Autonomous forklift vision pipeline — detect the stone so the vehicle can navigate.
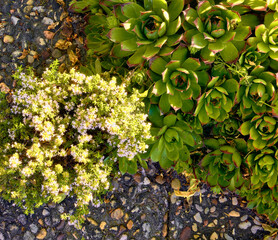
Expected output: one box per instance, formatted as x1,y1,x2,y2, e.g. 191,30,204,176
224,233,233,240
9,225,19,235
57,234,65,240
27,0,34,4
99,222,106,230
208,223,215,227
11,16,20,25
195,204,203,212
57,206,64,213
180,226,191,240
238,221,251,229
42,17,54,25
155,175,165,184
210,232,218,240
143,177,150,185
36,37,46,46
56,220,65,231
193,213,202,223
210,206,216,213
111,208,124,220
171,193,177,204
171,179,181,190
87,218,98,226
229,211,240,217
192,223,197,232
33,6,45,13
142,222,151,238
251,225,263,234
205,208,209,214
232,197,238,206
52,49,62,59
3,35,14,43
253,218,261,225
29,223,38,234
127,220,133,230
219,196,227,203
213,219,218,225
23,231,35,240
27,55,34,64
17,214,27,225
36,229,47,239
0,232,4,240
120,235,128,240
43,31,55,40
11,50,23,58
240,215,248,221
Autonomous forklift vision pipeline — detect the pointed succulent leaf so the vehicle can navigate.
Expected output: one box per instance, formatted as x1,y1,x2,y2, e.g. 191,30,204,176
234,26,251,41
160,149,174,169
253,137,267,150
221,79,239,93
148,104,163,127
153,0,168,19
239,121,252,135
182,58,201,71
163,113,177,127
143,45,160,59
169,91,182,109
127,46,146,66
121,38,138,51
192,33,208,49
109,28,135,42
150,57,168,75
154,80,166,96
122,3,145,18
168,0,184,21
220,42,239,62
199,106,210,124
159,94,171,113
197,0,212,17
183,7,198,26
155,36,168,48
167,17,181,35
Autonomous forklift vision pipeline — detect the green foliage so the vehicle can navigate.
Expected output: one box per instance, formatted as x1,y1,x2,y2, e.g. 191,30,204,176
0,60,151,227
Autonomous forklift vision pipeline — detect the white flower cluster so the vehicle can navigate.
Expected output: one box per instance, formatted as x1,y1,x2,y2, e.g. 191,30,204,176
0,62,151,225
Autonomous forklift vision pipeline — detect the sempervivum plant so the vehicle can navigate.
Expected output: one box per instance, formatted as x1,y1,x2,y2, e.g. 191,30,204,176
108,0,184,66
194,77,239,124
149,45,209,113
201,145,244,191
247,148,278,189
236,65,277,118
182,0,251,62
248,12,278,62
239,115,278,150
148,108,199,172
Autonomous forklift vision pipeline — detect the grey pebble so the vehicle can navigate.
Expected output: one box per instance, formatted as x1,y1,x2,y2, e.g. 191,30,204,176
42,17,54,25
143,177,150,185
240,215,248,221
27,55,34,64
194,212,202,223
11,50,22,58
42,209,50,217
17,214,27,225
32,6,45,13
219,196,227,203
142,222,151,238
224,233,233,240
11,16,20,26
23,231,35,240
0,232,4,240
239,221,251,229
29,223,38,234
251,225,263,234
57,206,64,213
119,235,128,240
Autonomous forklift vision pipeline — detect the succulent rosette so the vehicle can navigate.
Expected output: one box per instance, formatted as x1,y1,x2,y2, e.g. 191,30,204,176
248,12,278,62
148,108,198,171
201,145,244,191
236,65,277,117
182,0,251,63
149,46,209,113
225,0,267,11
108,0,184,66
194,77,239,124
239,115,278,150
247,148,278,189
213,118,240,137
238,47,269,70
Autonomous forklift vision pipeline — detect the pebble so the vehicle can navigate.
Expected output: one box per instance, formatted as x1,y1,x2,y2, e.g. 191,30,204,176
33,6,45,13
11,50,23,58
238,221,251,229
111,208,124,220
42,17,54,25
192,223,197,232
23,231,35,240
219,196,227,203
210,206,216,213
36,37,46,46
229,211,240,217
29,223,38,234
143,177,150,185
57,206,64,213
42,209,50,217
240,215,248,221
195,204,203,212
27,55,34,64
251,225,263,234
253,218,261,225
210,232,218,240
11,16,20,26
36,229,47,239
205,208,209,214
3,35,14,43
232,197,238,206
17,214,27,225
194,213,202,223
224,233,233,240
0,232,4,240
120,235,128,240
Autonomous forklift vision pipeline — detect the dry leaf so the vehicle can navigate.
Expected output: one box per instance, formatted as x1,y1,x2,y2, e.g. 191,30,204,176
60,11,68,21
127,220,133,230
0,83,10,94
68,49,78,65
111,208,124,220
61,24,73,38
17,49,29,59
48,22,59,30
56,0,65,7
55,39,72,50
44,31,55,40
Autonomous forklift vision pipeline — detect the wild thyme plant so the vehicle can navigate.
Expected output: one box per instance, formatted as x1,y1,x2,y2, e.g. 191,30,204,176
0,60,151,226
